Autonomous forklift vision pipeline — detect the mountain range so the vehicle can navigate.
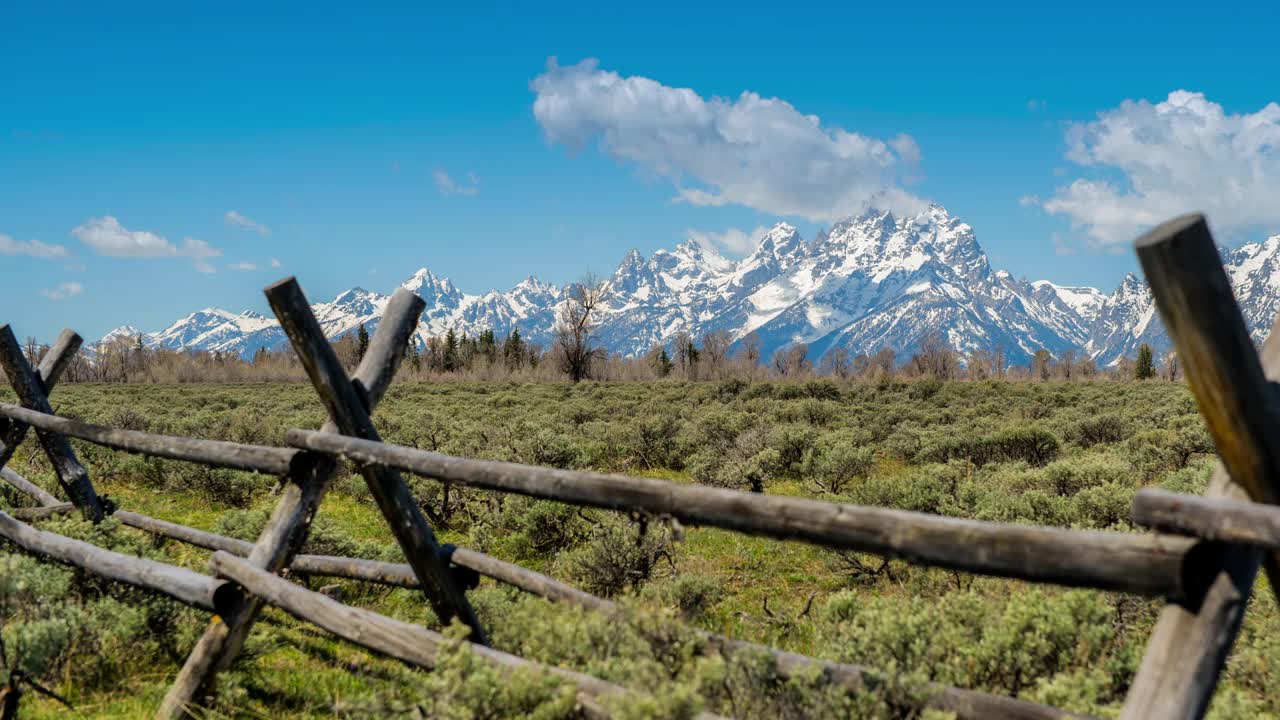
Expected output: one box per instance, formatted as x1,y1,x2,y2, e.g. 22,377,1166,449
98,205,1280,369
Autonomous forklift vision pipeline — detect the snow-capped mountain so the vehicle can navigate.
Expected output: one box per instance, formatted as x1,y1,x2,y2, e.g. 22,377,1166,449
1083,233,1280,366
95,206,1280,370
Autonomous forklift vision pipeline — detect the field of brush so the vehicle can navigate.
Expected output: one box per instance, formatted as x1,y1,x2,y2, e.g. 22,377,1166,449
1,379,1276,719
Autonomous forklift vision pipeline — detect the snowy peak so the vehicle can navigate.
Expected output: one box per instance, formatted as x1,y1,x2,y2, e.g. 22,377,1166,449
1030,281,1106,324
401,267,462,304
98,204,1280,372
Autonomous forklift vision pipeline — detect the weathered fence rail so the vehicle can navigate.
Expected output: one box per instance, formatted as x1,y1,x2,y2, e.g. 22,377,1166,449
0,510,229,611
0,217,1271,720
1134,488,1280,550
0,402,296,474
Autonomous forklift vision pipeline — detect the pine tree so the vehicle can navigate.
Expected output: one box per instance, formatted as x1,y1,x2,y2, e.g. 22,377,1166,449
356,323,370,362
1135,343,1156,380
503,328,525,370
478,329,497,364
656,348,673,376
443,328,459,372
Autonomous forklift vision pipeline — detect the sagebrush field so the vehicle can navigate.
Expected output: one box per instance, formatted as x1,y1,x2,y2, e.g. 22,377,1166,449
1,379,1275,719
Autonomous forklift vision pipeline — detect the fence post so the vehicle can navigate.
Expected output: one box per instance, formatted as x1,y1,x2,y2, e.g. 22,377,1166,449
263,278,485,640
0,329,82,471
1122,214,1280,719
0,326,103,522
158,282,481,719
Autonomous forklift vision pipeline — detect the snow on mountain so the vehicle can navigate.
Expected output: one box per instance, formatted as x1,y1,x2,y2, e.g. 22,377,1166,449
1030,281,1106,325
1083,273,1166,366
1084,233,1280,366
716,205,1085,363
96,208,1280,371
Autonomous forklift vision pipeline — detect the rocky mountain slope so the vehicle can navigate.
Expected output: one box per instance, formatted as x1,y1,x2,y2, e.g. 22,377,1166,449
98,205,1280,369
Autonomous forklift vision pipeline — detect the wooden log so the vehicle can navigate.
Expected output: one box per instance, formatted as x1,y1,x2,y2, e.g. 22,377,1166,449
1,467,62,507
0,403,296,475
0,326,104,522
0,326,101,520
208,551,625,720
10,503,74,521
1121,215,1280,720
265,278,484,640
159,285,431,719
1134,488,1280,551
0,511,227,611
0,328,80,471
286,428,1196,598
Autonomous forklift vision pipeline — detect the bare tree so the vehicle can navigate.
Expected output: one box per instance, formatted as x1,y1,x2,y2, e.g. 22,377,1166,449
1031,348,1053,381
819,346,853,380
1058,349,1077,381
872,346,897,377
701,330,731,379
739,331,762,378
967,348,995,380
556,273,607,382
911,332,960,379
773,343,811,377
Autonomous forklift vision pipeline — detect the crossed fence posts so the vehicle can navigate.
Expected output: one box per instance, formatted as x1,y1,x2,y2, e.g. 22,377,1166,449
0,215,1277,718
158,279,484,716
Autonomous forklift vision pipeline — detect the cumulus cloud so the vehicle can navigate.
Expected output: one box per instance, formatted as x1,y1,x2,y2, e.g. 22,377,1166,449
434,169,479,196
687,226,771,257
72,216,223,272
224,210,270,236
40,281,83,300
1042,91,1280,246
531,58,926,222
0,233,69,260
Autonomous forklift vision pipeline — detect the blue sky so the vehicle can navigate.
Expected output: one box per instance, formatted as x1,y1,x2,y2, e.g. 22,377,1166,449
4,2,1280,342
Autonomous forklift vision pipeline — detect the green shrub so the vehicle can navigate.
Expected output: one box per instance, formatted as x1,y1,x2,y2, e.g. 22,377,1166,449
561,517,678,598
1066,414,1130,448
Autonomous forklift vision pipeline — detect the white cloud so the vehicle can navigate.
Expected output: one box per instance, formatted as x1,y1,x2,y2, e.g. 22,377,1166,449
1018,194,1040,207
531,58,926,222
270,258,282,268
0,233,69,260
687,226,771,257
227,261,259,271
40,281,83,300
434,169,479,196
72,216,222,271
224,210,270,236
1042,91,1280,246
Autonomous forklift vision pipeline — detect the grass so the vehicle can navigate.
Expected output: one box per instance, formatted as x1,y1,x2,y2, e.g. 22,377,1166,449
1,378,1277,718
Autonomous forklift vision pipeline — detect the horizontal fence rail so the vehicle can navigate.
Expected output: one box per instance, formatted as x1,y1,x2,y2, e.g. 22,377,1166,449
0,403,297,475
1,467,61,506
0,510,229,611
1134,488,1280,550
286,428,1199,599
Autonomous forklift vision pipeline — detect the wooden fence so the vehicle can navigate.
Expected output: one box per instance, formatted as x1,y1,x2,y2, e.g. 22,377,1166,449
0,213,1273,719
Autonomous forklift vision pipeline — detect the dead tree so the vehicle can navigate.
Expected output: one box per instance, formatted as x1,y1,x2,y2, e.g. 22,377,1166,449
556,274,607,383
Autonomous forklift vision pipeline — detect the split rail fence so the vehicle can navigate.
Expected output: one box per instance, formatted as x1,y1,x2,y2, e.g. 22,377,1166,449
0,214,1273,719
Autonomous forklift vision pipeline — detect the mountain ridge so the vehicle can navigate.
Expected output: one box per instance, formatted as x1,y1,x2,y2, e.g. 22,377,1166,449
98,205,1280,369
